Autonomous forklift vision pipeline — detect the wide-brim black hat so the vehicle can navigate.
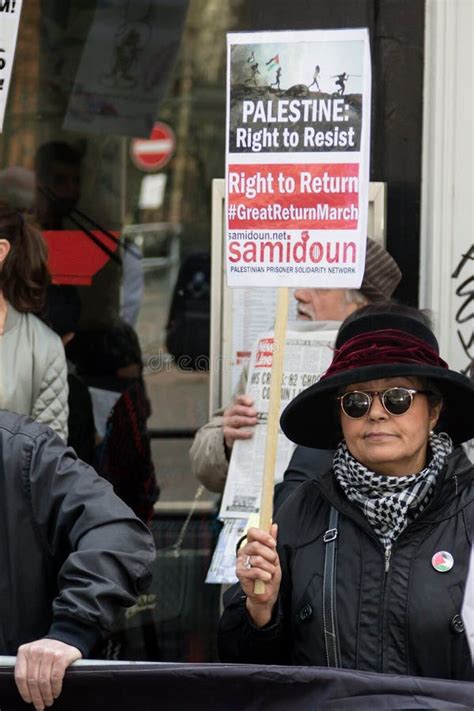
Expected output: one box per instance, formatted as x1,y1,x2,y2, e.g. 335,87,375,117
281,312,474,448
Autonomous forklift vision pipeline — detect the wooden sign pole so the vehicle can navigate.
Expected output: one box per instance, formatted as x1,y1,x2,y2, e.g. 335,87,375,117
254,286,289,594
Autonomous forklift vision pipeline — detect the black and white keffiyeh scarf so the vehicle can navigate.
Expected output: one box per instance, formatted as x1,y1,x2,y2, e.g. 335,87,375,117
333,433,453,552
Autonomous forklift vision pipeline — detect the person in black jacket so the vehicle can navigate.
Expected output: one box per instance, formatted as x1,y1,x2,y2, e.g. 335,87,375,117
45,284,96,464
219,305,474,680
0,413,155,710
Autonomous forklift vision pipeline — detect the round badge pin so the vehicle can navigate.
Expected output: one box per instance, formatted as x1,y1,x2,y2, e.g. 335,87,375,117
431,551,454,573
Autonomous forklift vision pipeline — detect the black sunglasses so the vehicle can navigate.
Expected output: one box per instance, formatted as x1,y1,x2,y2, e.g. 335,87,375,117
338,387,431,419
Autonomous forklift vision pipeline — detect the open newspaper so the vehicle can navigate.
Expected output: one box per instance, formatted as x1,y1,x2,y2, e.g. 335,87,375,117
207,322,337,584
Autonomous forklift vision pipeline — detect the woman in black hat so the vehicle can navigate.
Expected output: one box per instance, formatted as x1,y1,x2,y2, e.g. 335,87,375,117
218,305,474,680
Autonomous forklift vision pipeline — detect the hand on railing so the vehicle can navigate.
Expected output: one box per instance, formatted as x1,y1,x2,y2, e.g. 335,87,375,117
14,639,82,711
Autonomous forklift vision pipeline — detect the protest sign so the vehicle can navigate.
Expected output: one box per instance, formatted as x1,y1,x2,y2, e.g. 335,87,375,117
63,0,188,137
0,0,23,132
221,29,371,591
226,28,371,288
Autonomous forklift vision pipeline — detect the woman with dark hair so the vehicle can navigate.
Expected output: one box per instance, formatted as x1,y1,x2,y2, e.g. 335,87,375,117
219,305,474,680
0,202,68,439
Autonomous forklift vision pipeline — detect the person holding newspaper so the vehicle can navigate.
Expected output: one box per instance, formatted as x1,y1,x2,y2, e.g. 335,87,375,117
219,304,474,680
190,237,402,502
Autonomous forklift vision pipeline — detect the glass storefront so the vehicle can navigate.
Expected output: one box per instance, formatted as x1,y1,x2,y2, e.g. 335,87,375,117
1,0,243,508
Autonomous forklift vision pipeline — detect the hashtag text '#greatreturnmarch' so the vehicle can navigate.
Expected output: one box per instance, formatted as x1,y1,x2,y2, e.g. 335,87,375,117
227,203,359,222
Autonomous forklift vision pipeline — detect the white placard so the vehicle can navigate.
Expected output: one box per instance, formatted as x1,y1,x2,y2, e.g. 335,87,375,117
225,28,371,288
219,325,337,519
0,0,23,132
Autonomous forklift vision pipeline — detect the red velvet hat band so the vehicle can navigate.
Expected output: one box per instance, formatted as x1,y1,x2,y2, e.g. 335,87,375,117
322,329,449,381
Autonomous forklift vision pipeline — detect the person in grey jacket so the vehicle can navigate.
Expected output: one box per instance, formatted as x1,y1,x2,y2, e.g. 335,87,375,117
0,203,68,440
0,411,155,710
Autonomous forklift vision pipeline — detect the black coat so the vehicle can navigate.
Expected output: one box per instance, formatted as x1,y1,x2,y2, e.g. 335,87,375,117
0,412,155,656
219,447,474,681
274,445,333,512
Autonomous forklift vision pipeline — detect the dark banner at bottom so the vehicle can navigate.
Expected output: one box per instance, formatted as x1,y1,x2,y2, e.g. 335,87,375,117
0,662,473,710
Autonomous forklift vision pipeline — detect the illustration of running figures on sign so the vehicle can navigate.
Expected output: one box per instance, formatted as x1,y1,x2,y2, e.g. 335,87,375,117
270,67,282,90
308,64,321,90
232,41,363,99
331,71,361,96
229,38,365,155
266,54,281,90
245,51,261,86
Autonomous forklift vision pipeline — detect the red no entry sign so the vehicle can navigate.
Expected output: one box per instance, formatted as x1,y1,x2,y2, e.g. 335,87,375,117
130,121,176,172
